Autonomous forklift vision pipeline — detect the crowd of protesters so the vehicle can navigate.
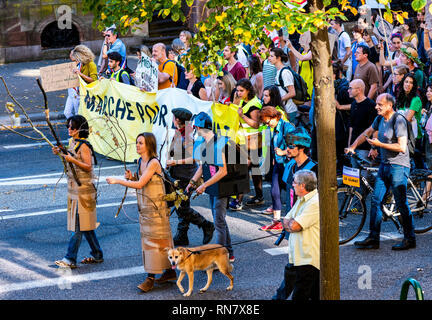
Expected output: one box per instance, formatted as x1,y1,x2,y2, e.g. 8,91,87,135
56,6,432,299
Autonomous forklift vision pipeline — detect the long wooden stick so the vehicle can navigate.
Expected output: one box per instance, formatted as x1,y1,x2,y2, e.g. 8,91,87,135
36,78,81,186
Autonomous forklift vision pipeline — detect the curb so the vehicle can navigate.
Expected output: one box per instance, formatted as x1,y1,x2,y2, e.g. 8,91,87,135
0,111,66,130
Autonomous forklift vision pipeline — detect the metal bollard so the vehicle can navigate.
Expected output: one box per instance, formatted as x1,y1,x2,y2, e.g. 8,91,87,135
400,278,424,300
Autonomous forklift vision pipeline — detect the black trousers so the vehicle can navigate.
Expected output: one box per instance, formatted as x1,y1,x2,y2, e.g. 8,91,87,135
273,263,320,300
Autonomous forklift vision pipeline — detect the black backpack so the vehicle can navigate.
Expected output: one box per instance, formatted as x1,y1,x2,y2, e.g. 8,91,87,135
277,66,310,104
162,60,189,90
115,69,135,86
379,113,416,157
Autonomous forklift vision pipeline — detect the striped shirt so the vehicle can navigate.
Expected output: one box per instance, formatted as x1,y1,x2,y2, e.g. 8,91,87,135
262,59,277,88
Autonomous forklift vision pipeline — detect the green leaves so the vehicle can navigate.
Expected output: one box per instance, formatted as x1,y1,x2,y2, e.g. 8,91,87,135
81,0,407,78
412,0,427,12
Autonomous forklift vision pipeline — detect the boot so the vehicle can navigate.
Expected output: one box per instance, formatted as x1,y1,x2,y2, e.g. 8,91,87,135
201,220,215,245
155,269,177,284
173,230,189,246
137,276,155,292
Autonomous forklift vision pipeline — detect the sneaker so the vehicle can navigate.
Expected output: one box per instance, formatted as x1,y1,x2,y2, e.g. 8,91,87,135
229,255,235,263
228,199,243,211
260,221,283,231
55,257,77,269
262,206,274,215
246,196,265,206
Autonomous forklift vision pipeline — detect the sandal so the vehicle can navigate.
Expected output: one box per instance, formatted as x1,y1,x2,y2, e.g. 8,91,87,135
55,258,77,269
81,257,104,264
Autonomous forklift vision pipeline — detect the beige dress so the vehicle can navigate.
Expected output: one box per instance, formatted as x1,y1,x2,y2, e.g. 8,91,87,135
137,161,173,274
66,139,99,232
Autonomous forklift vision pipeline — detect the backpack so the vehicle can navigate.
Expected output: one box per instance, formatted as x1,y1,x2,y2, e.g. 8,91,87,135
112,69,135,86
277,66,310,104
163,60,189,90
379,113,416,158
137,157,177,207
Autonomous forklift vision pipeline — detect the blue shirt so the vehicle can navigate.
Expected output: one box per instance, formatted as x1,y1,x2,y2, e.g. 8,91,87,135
193,135,229,167
107,39,127,65
272,119,295,164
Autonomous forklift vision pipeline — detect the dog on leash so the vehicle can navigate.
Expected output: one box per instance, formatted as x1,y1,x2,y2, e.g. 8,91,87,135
166,244,234,297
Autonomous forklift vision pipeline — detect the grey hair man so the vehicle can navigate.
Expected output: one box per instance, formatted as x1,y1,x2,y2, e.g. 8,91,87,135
273,169,320,300
346,93,416,251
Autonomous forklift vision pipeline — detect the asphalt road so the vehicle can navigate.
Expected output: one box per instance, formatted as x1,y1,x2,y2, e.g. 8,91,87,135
1,123,432,302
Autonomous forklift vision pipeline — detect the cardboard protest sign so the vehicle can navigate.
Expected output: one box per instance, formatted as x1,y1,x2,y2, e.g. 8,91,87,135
135,55,158,92
39,62,79,92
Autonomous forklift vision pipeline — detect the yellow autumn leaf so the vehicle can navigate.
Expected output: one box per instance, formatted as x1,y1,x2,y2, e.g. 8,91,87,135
101,12,107,20
377,0,389,5
172,0,180,5
234,28,243,35
199,24,207,32
239,2,244,8
244,30,252,39
163,9,170,16
130,17,139,25
402,11,409,19
313,19,325,28
350,7,358,15
396,13,404,25
120,15,128,22
140,10,147,17
383,11,393,24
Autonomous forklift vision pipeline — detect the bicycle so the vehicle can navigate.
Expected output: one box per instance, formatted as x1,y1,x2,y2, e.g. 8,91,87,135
338,153,432,245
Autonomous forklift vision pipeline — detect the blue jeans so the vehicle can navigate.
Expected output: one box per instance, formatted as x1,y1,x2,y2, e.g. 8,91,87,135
65,212,103,264
209,196,233,256
271,162,286,211
369,164,415,241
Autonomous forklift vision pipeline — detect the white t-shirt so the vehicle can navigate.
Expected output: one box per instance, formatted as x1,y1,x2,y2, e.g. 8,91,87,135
338,31,352,66
275,67,297,114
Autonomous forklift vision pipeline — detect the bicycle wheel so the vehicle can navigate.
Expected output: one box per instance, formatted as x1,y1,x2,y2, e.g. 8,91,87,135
409,177,432,233
338,187,367,244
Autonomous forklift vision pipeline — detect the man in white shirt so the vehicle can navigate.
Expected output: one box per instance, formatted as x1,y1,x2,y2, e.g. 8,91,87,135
272,169,320,300
331,17,352,81
268,47,297,123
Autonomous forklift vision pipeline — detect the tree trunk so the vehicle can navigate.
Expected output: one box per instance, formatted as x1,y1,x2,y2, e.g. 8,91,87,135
309,0,340,300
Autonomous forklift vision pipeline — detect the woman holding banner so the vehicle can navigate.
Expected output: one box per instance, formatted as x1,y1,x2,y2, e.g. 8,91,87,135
64,45,98,119
106,133,176,293
229,78,265,210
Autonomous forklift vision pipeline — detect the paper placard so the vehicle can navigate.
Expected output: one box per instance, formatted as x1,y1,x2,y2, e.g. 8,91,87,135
343,166,360,187
135,55,158,92
39,62,79,92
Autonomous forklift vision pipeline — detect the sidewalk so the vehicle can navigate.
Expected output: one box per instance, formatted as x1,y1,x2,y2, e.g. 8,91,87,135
0,55,138,122
0,111,65,130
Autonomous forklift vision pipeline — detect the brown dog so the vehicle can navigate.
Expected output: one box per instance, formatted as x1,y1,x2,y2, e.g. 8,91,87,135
166,244,234,297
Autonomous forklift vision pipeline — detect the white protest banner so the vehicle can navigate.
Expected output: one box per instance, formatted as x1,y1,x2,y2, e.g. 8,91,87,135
40,62,79,92
135,55,158,92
